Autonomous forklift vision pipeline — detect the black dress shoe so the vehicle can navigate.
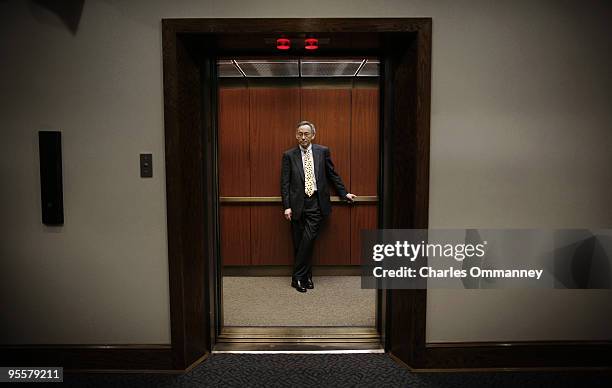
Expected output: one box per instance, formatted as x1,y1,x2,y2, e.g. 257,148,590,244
305,277,314,289
291,278,307,293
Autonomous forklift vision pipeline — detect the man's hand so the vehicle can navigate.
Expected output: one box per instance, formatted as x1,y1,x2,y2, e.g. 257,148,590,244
345,193,357,202
284,208,292,221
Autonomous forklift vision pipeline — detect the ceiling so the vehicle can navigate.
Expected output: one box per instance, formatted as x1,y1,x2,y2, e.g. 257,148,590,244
217,58,379,78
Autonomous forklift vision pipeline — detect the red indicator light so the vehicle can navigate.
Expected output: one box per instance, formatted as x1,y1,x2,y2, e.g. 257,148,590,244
305,38,318,50
277,38,290,50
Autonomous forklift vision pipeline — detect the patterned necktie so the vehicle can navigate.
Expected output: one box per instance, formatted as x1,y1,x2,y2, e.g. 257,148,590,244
304,148,315,197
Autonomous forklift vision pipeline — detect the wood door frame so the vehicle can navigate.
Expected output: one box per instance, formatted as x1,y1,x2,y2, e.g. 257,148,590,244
161,17,430,370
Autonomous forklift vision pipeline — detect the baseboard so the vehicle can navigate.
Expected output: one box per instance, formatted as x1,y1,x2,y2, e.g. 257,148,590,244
0,345,178,372
390,340,612,371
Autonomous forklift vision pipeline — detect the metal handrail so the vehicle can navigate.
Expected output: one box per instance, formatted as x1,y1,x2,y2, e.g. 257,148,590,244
219,195,378,203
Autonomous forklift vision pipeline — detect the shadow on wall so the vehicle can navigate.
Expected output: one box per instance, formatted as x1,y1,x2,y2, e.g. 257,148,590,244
552,233,612,289
29,0,84,35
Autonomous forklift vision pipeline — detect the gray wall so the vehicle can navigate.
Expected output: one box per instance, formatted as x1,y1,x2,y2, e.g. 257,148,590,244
0,0,610,344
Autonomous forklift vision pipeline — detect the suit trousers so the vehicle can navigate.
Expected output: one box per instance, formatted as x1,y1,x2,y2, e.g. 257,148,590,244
290,193,323,281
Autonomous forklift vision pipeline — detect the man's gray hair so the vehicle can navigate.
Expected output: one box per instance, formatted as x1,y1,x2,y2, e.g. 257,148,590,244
296,120,316,135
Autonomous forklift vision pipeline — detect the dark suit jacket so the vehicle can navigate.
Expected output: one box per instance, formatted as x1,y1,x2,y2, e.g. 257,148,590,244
281,144,348,220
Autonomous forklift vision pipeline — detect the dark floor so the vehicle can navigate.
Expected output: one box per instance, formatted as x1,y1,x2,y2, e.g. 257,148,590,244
63,353,612,387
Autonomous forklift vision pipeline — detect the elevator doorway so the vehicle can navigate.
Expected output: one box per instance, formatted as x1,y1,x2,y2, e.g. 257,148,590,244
215,57,382,350
162,18,432,369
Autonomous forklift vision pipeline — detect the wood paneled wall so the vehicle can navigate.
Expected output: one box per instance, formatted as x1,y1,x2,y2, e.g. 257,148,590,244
219,80,379,266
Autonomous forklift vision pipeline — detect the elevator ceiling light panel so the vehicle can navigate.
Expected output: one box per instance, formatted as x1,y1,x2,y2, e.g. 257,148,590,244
300,59,363,77
217,60,244,77
234,60,299,77
356,59,380,77
218,59,379,78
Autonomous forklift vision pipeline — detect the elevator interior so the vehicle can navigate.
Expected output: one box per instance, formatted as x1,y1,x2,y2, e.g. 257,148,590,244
215,57,382,349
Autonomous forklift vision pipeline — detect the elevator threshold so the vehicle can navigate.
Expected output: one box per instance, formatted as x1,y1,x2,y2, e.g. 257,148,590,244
213,326,384,353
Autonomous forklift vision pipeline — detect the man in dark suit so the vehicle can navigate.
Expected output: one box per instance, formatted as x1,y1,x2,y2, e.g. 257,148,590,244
281,121,356,293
